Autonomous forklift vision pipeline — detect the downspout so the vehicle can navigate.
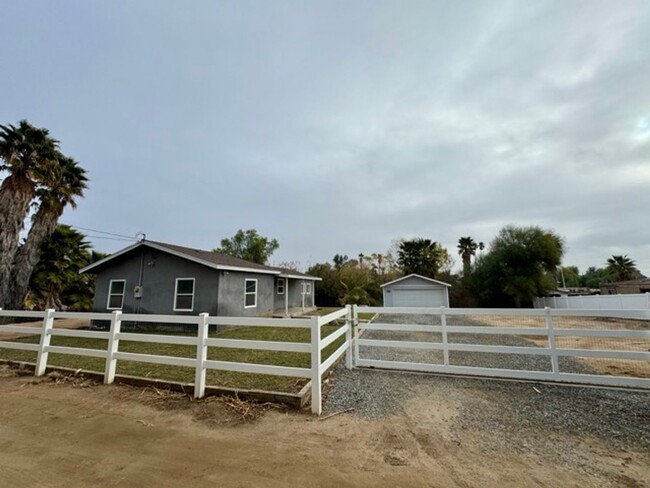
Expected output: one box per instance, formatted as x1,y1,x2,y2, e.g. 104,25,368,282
301,280,305,313
136,251,145,315
285,278,289,317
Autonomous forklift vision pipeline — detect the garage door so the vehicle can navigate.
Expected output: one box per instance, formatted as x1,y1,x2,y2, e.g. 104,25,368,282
392,288,445,307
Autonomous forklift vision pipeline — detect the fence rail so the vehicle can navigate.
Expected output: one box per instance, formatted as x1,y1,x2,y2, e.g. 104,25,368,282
0,307,353,414
353,305,650,389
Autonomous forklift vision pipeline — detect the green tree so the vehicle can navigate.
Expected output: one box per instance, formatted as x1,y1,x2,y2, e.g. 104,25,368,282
0,120,60,307
9,156,88,309
457,236,479,276
306,262,343,307
579,266,609,288
332,254,349,269
605,255,638,282
25,225,102,311
397,238,446,278
215,229,279,264
469,226,564,307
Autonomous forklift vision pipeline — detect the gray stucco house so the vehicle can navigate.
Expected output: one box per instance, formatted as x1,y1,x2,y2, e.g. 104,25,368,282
381,274,451,307
80,240,320,318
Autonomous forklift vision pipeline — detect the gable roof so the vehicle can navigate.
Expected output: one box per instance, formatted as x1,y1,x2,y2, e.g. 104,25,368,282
79,240,321,280
380,273,452,288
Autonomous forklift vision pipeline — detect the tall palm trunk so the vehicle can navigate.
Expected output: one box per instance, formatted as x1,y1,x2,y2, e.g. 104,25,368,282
462,254,471,276
0,176,36,308
8,203,60,310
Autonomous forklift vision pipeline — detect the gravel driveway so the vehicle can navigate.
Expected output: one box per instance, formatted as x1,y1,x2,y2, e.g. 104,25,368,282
324,313,650,473
358,313,594,374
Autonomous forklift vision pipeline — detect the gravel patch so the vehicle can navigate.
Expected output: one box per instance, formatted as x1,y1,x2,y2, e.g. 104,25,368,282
324,364,650,471
359,313,594,374
325,312,649,472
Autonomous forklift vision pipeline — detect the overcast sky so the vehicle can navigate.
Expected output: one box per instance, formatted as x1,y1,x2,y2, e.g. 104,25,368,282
1,1,649,274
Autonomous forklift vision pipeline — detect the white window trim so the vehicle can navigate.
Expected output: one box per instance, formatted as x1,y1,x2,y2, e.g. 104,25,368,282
173,277,195,312
106,279,126,310
276,278,285,295
245,278,258,309
301,281,312,295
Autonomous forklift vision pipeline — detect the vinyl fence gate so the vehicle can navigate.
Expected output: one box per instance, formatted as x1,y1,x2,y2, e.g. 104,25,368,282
351,306,650,390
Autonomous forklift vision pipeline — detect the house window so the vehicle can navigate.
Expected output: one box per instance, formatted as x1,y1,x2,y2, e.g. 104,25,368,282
302,282,311,295
245,279,257,308
107,280,126,310
174,278,195,311
276,278,285,295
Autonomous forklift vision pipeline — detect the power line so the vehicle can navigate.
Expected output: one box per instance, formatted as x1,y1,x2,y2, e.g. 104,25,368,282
66,224,138,240
85,234,138,242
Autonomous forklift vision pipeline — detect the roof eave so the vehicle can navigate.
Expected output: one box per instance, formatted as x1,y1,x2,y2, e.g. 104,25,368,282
279,274,323,281
380,273,452,288
80,241,282,276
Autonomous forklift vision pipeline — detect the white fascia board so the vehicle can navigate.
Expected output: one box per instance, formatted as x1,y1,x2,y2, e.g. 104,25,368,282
216,264,280,275
279,274,323,281
79,241,144,273
380,273,452,288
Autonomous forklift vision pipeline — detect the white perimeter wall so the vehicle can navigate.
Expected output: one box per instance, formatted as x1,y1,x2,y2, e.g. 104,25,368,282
534,293,650,310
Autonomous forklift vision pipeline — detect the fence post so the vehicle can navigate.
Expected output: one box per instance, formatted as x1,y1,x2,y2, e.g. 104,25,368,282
35,309,55,376
352,304,360,366
194,313,209,399
310,315,322,415
104,310,122,384
440,306,449,371
545,307,560,378
344,305,353,369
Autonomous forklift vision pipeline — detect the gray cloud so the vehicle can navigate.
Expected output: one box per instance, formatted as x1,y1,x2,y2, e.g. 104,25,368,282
1,0,649,274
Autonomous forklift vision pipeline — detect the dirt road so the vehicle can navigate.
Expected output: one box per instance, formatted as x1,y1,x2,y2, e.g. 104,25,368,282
0,366,648,487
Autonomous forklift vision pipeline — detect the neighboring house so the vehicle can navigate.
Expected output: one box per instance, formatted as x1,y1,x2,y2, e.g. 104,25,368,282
600,279,650,295
549,287,600,297
80,240,320,319
381,274,451,307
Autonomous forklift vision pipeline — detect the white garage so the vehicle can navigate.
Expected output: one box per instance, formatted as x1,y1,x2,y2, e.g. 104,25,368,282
381,274,451,308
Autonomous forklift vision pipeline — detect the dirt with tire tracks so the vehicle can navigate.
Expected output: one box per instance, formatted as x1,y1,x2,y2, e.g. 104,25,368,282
0,365,647,487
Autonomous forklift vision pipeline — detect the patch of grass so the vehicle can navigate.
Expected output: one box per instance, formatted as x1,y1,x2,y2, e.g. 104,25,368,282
0,324,346,393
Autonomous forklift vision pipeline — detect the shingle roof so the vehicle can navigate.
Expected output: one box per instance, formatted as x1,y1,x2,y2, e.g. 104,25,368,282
148,240,274,272
80,239,320,280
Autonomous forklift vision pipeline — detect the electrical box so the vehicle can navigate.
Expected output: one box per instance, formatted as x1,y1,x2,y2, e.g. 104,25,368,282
134,285,143,299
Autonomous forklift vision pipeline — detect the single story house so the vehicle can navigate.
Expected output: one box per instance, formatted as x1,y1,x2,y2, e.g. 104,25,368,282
600,279,650,295
381,274,451,307
80,240,320,318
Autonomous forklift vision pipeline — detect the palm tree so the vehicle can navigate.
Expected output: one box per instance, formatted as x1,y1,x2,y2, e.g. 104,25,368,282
605,255,638,282
26,225,94,310
0,121,60,307
8,156,88,309
457,236,479,276
397,238,444,277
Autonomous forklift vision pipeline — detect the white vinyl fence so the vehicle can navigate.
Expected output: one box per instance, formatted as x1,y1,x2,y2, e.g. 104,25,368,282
353,306,650,389
534,293,650,312
0,307,352,414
